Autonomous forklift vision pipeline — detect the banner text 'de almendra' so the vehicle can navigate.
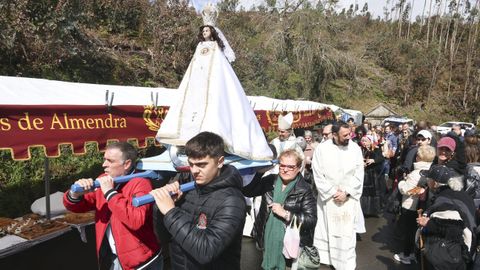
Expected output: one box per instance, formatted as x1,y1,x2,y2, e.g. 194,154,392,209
1,112,127,131
0,105,165,160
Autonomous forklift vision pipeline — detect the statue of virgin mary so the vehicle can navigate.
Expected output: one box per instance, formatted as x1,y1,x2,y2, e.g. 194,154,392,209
156,3,273,161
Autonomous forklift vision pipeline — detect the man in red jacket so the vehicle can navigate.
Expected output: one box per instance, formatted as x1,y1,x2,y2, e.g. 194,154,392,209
63,142,161,270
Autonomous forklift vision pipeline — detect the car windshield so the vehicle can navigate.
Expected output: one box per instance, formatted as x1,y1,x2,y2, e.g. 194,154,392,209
439,123,454,127
384,121,404,127
460,123,473,129
382,118,413,127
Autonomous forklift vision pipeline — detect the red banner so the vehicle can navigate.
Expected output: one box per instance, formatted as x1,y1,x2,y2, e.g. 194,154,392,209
255,108,334,132
0,105,167,160
1,105,333,160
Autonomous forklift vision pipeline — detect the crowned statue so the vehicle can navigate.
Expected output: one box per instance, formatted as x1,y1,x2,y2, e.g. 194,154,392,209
156,3,273,161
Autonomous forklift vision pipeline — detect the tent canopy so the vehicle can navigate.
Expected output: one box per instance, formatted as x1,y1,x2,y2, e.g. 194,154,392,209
0,76,177,106
1,76,175,160
0,76,343,160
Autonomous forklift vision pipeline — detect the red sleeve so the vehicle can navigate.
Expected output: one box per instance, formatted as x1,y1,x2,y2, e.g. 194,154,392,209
106,177,153,230
63,189,97,213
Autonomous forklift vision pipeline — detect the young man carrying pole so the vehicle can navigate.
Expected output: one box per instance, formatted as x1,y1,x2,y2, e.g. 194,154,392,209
150,131,246,270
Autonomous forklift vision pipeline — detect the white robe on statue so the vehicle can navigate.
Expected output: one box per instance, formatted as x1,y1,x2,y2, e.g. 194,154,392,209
312,139,365,270
157,41,273,160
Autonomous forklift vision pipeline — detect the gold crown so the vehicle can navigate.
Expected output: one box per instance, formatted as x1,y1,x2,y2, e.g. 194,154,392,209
201,3,218,27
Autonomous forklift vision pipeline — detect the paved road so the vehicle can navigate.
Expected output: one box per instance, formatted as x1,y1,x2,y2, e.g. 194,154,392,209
241,212,420,270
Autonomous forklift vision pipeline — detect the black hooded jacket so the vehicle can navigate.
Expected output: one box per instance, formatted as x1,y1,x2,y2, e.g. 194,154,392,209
426,187,476,233
423,186,477,267
159,165,246,270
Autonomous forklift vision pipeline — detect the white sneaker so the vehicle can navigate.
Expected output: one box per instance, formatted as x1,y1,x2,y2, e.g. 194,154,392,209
393,253,412,264
393,253,403,262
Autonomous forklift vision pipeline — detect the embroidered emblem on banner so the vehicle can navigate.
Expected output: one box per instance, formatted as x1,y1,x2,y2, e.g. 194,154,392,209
143,105,168,131
197,213,208,229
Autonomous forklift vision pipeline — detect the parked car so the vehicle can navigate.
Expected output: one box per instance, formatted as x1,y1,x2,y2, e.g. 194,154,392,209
436,121,476,135
381,116,415,128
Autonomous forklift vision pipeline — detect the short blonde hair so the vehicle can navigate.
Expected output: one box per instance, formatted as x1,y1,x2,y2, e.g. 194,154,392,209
279,149,303,167
417,145,436,162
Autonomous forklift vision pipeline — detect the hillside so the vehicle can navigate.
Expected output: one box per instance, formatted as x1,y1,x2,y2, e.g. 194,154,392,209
1,0,479,124
1,0,480,217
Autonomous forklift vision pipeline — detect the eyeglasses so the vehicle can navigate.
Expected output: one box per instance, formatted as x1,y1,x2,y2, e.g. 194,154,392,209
279,164,297,171
322,133,331,137
417,137,428,141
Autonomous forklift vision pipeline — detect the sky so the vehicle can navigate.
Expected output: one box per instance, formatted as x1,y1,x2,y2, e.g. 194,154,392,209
337,0,430,20
188,0,437,20
189,0,441,21
338,0,385,17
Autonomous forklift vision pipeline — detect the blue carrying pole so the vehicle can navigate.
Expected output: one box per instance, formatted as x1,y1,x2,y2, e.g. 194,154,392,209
70,170,159,193
132,181,196,207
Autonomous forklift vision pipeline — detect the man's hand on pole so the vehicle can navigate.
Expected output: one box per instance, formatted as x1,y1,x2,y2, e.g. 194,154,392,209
70,178,95,199
97,175,114,195
150,182,183,215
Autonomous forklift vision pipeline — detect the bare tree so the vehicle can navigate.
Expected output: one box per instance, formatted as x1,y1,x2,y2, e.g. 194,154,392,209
427,47,443,103
407,0,415,38
475,70,480,101
384,0,392,21
398,0,407,38
431,0,443,43
447,0,462,96
462,0,479,108
421,0,428,28
426,0,434,45
437,2,449,52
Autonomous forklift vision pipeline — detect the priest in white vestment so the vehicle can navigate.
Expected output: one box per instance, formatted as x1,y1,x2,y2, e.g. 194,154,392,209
270,113,303,156
312,122,365,270
268,113,304,175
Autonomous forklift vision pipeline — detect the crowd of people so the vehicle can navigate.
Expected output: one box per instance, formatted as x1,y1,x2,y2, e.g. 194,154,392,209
309,118,480,270
58,115,480,270
250,113,480,270
60,3,480,270
61,117,480,270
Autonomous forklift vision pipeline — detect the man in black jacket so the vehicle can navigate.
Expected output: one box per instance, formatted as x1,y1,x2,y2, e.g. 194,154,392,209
150,131,246,270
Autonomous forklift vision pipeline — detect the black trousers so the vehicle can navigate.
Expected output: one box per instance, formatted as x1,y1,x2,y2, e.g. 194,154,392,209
396,208,418,255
